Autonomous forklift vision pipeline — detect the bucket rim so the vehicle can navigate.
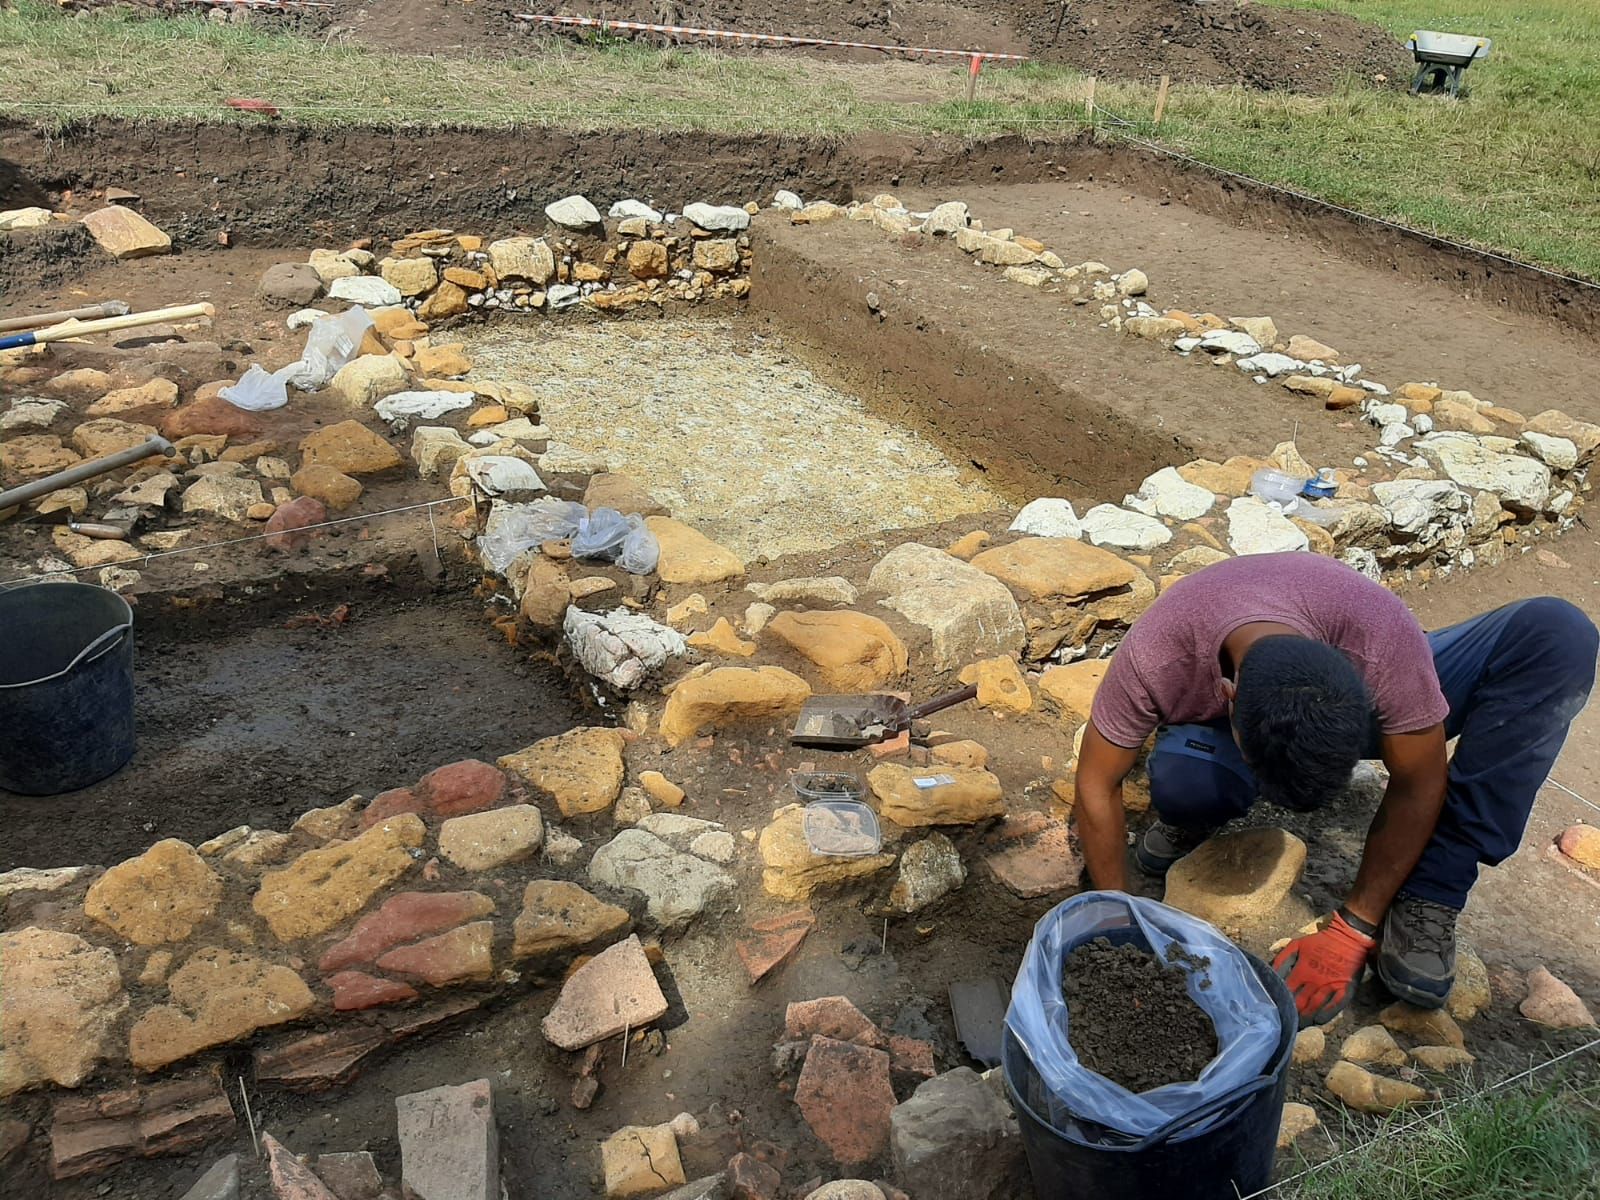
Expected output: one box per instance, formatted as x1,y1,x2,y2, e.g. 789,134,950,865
0,580,133,690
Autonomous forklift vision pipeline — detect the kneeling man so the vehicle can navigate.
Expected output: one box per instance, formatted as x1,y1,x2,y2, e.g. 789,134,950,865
1073,552,1596,1026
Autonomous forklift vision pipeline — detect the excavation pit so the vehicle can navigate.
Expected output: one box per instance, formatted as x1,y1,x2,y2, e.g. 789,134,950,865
2,120,1598,1200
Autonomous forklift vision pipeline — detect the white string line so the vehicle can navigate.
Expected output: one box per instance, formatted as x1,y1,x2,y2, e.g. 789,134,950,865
0,495,467,586
1236,1034,1600,1200
515,13,1031,60
1543,777,1600,815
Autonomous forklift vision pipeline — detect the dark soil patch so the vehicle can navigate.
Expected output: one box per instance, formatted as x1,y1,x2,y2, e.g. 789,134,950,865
1002,0,1409,91
0,220,106,298
1063,937,1218,1092
0,584,589,870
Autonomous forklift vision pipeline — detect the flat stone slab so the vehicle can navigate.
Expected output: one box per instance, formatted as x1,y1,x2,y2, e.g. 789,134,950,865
397,1078,499,1200
541,934,668,1051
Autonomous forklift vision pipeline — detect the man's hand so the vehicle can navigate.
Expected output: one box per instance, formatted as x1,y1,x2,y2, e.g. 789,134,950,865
1073,721,1142,893
1272,911,1376,1027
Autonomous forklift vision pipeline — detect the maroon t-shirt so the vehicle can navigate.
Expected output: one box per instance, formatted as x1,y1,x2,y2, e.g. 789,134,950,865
1091,553,1448,748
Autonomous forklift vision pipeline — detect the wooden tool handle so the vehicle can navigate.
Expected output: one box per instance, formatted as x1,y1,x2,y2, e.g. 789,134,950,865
907,683,979,722
32,303,215,344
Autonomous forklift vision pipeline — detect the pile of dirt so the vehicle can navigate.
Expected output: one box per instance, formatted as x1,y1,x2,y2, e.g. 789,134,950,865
1007,0,1411,92
1062,937,1219,1092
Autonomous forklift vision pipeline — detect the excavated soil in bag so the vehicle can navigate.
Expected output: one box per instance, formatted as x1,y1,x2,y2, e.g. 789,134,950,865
1062,937,1219,1093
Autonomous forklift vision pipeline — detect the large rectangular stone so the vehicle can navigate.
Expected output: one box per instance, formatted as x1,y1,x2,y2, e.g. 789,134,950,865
867,543,1024,671
397,1078,499,1200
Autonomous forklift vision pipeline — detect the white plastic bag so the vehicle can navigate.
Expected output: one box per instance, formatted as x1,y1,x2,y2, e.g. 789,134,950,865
219,364,293,412
573,508,631,560
283,307,374,392
618,520,660,575
1005,892,1279,1140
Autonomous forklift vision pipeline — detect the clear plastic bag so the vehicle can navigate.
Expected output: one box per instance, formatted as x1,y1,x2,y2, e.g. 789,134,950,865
1250,468,1340,528
572,507,631,560
219,364,292,412
476,498,587,575
1005,891,1279,1140
618,520,660,575
574,509,660,576
282,307,374,392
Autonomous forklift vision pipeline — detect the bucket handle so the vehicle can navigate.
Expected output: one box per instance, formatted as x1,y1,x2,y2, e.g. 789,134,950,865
1122,1072,1276,1151
0,622,132,690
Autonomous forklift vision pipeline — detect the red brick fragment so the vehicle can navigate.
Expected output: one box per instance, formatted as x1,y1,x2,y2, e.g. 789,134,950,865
888,1034,936,1082
793,1036,896,1166
263,496,327,553
986,819,1081,898
318,891,495,972
736,909,816,985
414,759,507,817
360,786,424,830
49,1074,235,1180
374,921,494,987
255,1026,390,1093
785,997,884,1048
327,970,420,1012
728,1152,781,1200
264,1133,339,1199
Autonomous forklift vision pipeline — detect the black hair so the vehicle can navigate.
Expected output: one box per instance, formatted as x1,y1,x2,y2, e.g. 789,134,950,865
1232,635,1374,813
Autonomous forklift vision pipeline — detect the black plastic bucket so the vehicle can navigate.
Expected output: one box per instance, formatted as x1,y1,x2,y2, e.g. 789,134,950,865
1004,939,1297,1200
0,581,135,795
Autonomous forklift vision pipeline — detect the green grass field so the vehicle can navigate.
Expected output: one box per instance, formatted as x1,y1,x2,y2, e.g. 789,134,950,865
1,0,1598,278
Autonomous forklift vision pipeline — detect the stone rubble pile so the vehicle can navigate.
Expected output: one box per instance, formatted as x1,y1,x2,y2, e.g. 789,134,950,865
259,196,755,320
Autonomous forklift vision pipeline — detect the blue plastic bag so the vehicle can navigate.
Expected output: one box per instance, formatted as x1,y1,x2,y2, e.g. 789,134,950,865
1005,891,1278,1139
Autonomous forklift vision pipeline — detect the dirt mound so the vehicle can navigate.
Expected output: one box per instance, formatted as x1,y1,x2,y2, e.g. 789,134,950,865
487,0,1027,61
1008,0,1410,92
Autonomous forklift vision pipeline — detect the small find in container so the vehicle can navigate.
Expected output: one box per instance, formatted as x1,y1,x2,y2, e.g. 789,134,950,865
793,771,883,857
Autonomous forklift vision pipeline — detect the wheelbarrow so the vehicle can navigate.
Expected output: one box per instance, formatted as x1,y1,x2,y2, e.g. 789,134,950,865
1406,30,1492,98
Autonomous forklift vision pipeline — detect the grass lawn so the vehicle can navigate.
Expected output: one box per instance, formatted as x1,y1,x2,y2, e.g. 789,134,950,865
1285,1076,1600,1200
1,0,1598,278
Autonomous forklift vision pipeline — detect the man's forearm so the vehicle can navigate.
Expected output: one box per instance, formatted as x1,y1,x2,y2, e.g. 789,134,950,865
1344,780,1447,925
1075,783,1130,892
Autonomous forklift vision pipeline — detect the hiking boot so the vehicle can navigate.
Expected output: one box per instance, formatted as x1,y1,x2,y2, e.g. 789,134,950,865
1376,893,1459,1009
1135,820,1216,877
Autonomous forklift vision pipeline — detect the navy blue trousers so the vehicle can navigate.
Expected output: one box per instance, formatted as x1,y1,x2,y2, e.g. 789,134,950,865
1146,597,1599,909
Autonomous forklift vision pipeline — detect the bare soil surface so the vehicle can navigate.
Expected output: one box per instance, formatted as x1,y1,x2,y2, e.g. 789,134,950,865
891,180,1600,428
753,213,1378,500
0,581,590,871
1063,937,1219,1092
8,124,1598,336
1010,0,1409,90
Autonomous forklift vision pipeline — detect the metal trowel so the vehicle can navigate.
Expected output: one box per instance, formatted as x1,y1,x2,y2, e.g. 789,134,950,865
789,683,978,749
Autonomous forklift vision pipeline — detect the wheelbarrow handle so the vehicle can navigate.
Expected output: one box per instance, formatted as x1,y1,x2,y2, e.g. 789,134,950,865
906,683,979,722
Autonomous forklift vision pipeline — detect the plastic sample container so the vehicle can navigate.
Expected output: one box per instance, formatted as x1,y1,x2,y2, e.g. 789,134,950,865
792,772,883,857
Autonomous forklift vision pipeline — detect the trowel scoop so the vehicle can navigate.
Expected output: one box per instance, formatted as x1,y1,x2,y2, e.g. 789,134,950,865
789,683,978,749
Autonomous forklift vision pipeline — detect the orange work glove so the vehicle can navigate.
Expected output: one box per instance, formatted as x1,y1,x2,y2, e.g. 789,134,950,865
1271,910,1376,1028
